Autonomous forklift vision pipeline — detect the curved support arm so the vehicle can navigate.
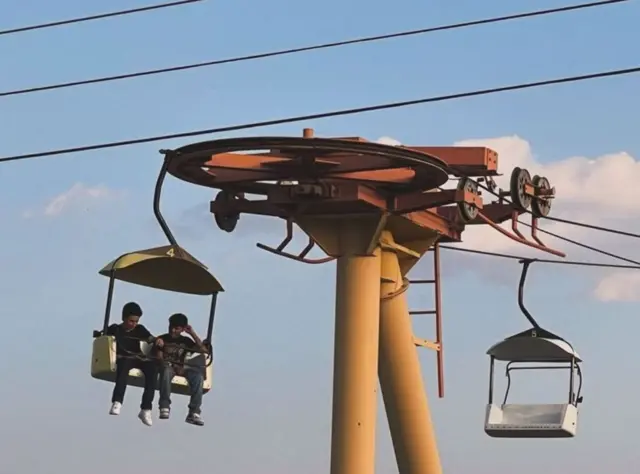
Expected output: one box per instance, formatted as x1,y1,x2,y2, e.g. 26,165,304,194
518,259,540,329
256,241,335,264
155,151,178,246
256,218,335,265
476,211,565,257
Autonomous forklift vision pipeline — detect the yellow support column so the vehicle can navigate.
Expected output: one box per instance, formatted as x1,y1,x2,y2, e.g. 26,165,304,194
330,243,382,474
378,231,442,474
294,215,387,474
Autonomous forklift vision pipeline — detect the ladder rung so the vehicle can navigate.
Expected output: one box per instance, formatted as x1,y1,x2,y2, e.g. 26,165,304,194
413,337,441,351
407,242,444,398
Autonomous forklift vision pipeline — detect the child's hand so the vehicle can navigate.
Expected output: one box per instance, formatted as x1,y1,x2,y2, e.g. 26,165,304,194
155,338,164,348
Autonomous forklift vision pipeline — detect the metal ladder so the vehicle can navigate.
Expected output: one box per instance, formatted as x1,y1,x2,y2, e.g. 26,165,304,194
409,242,444,398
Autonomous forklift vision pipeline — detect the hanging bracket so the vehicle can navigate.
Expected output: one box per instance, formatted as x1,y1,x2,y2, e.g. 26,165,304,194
256,218,335,264
156,150,178,246
518,258,541,330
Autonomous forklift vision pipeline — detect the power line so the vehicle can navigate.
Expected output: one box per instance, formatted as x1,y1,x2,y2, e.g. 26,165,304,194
2,15,636,271
439,245,640,269
543,215,640,239
2,65,639,163
0,0,205,37
517,220,640,265
2,3,632,281
0,0,630,98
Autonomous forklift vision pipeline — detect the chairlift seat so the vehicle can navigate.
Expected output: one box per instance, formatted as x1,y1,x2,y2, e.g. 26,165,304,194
92,244,222,395
484,329,583,439
91,335,213,396
485,403,578,438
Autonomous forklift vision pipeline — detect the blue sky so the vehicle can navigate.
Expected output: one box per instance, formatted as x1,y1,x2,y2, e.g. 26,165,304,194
1,0,640,472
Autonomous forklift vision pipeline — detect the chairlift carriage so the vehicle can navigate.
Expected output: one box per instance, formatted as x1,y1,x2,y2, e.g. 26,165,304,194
484,259,583,438
91,152,224,396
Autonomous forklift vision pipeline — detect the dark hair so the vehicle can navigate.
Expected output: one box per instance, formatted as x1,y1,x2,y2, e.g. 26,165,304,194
122,302,143,320
169,313,188,328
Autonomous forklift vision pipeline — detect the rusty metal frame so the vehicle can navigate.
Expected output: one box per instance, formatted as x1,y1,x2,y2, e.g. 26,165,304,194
161,128,574,474
475,210,565,257
392,188,483,215
256,218,335,264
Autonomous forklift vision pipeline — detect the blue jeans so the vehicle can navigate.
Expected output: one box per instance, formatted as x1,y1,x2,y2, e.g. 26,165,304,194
158,365,204,414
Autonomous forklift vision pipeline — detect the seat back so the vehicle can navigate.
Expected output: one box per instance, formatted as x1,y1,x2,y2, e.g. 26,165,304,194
491,403,566,426
485,403,578,438
90,335,213,396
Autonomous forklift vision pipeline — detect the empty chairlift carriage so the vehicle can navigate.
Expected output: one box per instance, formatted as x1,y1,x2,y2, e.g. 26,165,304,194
484,260,583,438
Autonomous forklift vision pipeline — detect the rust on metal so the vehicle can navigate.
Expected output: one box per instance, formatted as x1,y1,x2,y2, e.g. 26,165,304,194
169,128,564,260
407,146,498,176
476,211,566,257
256,218,334,265
168,129,563,260
393,188,483,215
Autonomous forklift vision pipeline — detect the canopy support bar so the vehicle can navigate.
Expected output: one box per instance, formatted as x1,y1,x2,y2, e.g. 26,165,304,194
206,292,219,342
102,275,116,332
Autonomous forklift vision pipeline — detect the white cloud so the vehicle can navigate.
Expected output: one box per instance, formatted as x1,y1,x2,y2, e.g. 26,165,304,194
593,272,640,302
376,136,403,146
23,183,126,219
377,135,640,301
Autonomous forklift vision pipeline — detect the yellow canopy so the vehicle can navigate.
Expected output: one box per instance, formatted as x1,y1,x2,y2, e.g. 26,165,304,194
99,245,224,295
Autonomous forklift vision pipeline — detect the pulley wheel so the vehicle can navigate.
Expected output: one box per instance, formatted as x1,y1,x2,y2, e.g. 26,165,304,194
531,175,552,217
509,167,533,211
456,177,479,222
213,190,240,233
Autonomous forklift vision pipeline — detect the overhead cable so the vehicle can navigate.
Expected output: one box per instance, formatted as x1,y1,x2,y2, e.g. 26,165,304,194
439,245,640,269
0,0,206,37
2,65,639,163
517,220,640,265
542,215,640,239
0,0,630,97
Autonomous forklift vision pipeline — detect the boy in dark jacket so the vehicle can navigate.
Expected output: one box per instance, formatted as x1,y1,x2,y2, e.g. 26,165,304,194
106,302,160,426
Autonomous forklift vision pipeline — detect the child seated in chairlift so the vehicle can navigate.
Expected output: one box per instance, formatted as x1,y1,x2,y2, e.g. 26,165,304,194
106,302,160,427
155,313,209,426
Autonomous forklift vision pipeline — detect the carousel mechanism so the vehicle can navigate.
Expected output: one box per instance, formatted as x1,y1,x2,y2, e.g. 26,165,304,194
148,128,577,474
167,130,567,398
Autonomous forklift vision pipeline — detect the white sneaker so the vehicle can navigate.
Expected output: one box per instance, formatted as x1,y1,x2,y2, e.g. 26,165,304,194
109,402,122,415
138,409,153,426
